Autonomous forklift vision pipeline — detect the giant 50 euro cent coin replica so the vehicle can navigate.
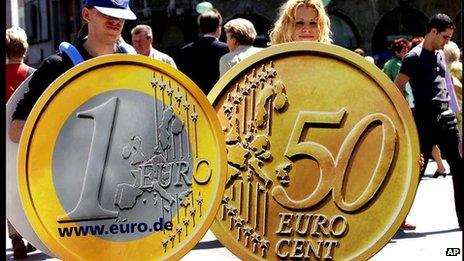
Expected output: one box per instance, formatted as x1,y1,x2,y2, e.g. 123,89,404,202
208,42,420,260
16,55,227,260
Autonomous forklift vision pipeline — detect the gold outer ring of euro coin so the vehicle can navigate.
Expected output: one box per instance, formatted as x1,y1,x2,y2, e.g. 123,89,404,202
208,42,420,260
18,55,227,260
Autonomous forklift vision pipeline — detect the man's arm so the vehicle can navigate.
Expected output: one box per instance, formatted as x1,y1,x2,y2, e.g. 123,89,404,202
9,120,26,143
394,73,410,94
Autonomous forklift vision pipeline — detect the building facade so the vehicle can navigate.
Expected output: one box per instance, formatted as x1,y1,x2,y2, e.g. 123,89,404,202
18,0,462,67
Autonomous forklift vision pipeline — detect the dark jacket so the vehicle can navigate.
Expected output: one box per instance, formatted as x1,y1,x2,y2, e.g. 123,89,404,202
177,36,229,94
12,43,91,120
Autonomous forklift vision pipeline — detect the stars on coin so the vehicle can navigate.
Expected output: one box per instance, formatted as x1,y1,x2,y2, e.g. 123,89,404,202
231,92,242,104
242,83,251,96
191,112,198,122
258,70,267,82
222,195,230,204
244,225,253,236
260,238,269,248
176,225,182,242
175,92,183,103
251,232,262,253
169,232,176,242
259,238,270,257
234,217,245,227
183,101,190,111
150,78,159,88
243,225,253,247
251,232,261,242
159,81,167,91
166,86,174,96
196,196,203,217
265,62,277,78
180,198,191,209
176,225,182,235
227,205,238,217
183,218,190,236
161,238,169,252
250,76,260,89
223,102,233,115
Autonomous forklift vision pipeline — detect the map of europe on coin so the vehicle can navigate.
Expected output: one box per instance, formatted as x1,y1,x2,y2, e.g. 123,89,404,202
17,55,227,260
209,42,420,260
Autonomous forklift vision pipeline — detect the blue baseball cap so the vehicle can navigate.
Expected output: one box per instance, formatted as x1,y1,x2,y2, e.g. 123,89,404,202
84,0,136,20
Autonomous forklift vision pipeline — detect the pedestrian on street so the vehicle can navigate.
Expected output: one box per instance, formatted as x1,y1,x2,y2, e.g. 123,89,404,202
131,24,177,68
5,25,37,259
5,26,35,102
219,18,263,77
394,13,462,229
443,40,462,135
177,8,229,94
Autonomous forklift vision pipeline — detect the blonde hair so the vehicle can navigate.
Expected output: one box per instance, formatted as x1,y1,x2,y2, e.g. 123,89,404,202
6,26,29,59
269,0,332,45
224,18,257,45
443,40,460,64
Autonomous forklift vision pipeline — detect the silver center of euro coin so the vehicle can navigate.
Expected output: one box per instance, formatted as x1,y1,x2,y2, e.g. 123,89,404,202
53,90,193,241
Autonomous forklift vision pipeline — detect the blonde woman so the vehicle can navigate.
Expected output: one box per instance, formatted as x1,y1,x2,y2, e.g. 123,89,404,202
269,0,332,45
5,27,34,103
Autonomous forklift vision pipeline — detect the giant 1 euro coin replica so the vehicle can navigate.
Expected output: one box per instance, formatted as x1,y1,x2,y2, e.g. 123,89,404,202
208,42,420,260
16,55,226,260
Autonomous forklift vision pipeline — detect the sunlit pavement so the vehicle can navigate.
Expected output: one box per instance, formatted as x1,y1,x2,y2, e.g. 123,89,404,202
6,161,462,260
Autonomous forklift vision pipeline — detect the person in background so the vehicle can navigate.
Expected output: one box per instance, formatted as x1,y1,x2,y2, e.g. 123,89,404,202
382,38,410,82
382,37,448,178
443,41,462,132
354,48,365,56
354,47,375,63
131,24,177,68
219,18,263,77
269,0,332,45
364,55,375,63
177,8,229,94
9,0,137,143
444,41,462,85
395,13,462,230
5,25,38,260
6,26,35,103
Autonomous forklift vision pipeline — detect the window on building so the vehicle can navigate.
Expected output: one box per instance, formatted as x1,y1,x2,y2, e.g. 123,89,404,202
25,0,50,43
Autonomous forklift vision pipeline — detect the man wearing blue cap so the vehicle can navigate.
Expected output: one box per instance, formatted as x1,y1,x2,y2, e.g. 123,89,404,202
9,0,137,142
